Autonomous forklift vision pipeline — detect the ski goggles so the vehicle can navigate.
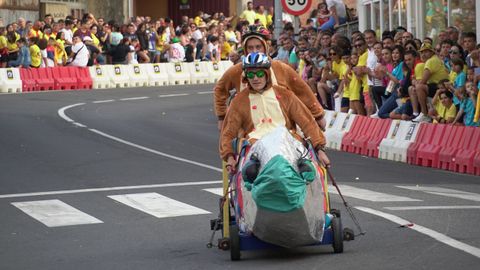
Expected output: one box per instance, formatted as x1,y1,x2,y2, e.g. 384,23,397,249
245,70,266,79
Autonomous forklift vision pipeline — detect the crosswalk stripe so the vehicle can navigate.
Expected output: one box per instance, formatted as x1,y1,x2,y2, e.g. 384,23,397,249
396,186,480,202
384,206,480,211
204,185,421,202
203,188,224,196
108,192,210,218
329,185,422,202
11,199,103,227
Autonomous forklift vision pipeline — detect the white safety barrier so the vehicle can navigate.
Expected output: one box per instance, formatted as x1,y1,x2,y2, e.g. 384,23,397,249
323,110,336,129
324,112,356,150
127,64,149,87
202,61,224,83
378,120,421,162
89,65,112,89
186,62,210,84
0,68,22,93
105,65,130,88
166,62,191,85
143,63,169,86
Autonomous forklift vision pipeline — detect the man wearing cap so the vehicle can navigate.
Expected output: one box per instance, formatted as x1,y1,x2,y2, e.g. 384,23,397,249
214,28,326,131
411,43,449,122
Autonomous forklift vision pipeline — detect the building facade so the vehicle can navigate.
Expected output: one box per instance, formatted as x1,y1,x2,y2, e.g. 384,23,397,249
357,0,480,42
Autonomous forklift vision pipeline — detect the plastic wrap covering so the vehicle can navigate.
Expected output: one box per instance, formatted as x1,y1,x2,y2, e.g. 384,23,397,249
237,126,325,248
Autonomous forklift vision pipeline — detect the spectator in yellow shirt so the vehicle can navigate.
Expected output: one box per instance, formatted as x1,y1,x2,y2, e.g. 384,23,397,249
0,27,7,67
29,37,42,68
412,43,449,122
28,21,44,40
255,5,268,28
429,82,457,124
239,1,256,25
351,38,368,115
194,11,204,26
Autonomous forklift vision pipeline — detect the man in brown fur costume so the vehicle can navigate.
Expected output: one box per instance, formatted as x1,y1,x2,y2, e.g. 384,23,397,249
214,26,327,131
220,52,330,172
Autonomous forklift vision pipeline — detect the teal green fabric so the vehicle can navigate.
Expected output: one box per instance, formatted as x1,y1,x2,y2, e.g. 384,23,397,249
298,159,317,183
250,155,308,212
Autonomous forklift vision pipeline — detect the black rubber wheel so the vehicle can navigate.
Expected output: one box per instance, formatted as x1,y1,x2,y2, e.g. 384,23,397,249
331,209,341,218
332,216,344,253
229,225,241,261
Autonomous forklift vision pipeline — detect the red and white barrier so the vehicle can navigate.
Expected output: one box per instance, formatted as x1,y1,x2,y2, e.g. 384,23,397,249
324,112,356,150
378,120,420,162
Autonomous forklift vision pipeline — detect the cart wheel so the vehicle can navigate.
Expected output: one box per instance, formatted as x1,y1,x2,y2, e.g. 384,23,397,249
332,216,344,253
229,225,241,261
331,209,341,218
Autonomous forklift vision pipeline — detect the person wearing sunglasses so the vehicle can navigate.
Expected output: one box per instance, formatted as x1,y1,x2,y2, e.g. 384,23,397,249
220,52,330,173
214,26,326,132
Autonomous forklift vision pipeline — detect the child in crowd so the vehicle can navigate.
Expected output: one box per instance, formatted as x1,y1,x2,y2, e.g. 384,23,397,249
7,37,30,67
29,37,41,68
429,80,457,124
347,49,364,115
335,51,352,113
445,58,466,106
453,81,480,126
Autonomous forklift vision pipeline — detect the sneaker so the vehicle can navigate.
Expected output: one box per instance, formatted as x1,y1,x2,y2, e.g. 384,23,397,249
370,113,379,118
412,113,431,123
412,113,424,122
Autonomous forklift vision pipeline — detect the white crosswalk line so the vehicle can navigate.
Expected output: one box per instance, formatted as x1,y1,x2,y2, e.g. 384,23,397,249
329,185,422,202
108,192,210,218
11,199,103,227
203,188,224,196
396,186,480,202
205,185,421,202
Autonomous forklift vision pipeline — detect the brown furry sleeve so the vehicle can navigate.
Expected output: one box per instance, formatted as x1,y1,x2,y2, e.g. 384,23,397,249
213,63,242,120
219,91,248,161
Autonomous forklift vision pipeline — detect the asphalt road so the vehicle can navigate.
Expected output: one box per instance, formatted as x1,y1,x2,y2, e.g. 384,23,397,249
0,85,479,270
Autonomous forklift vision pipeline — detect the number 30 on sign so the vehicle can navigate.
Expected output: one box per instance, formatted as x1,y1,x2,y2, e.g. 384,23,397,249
281,0,313,16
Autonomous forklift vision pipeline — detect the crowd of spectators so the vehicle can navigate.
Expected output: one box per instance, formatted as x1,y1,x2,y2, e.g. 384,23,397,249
264,1,479,126
0,0,478,125
0,10,242,68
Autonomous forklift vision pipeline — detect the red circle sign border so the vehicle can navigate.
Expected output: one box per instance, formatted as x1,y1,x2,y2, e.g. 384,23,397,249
281,0,313,16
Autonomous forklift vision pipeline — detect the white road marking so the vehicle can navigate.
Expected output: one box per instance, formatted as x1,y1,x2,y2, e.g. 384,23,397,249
92,99,115,104
57,103,85,123
384,206,480,211
73,122,86,128
12,199,103,227
197,91,214,95
109,192,210,218
329,185,422,202
0,180,221,199
356,206,480,259
203,188,224,196
396,186,480,202
88,128,222,172
57,103,222,173
119,96,149,101
158,93,189,98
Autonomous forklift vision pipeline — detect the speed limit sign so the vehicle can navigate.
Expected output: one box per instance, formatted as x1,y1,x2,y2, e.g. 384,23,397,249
281,0,313,16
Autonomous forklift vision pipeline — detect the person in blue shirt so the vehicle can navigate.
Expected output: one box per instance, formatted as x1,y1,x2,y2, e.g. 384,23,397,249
446,58,466,106
453,81,480,126
7,37,30,68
